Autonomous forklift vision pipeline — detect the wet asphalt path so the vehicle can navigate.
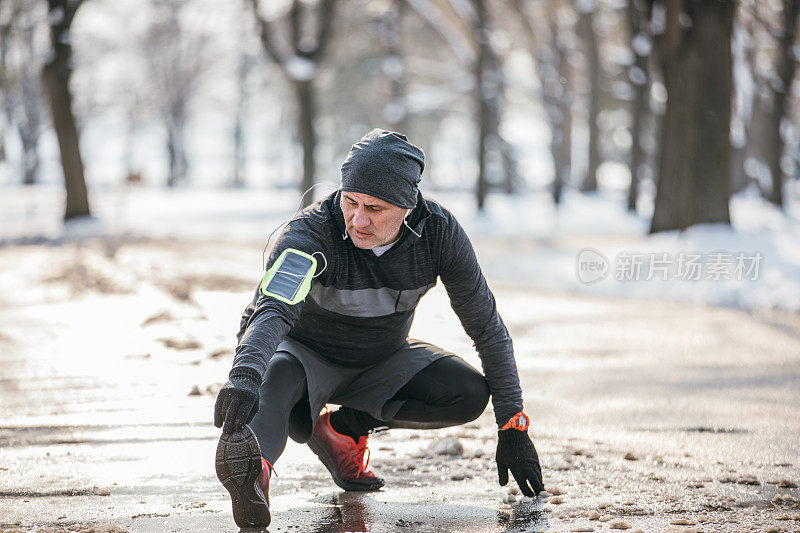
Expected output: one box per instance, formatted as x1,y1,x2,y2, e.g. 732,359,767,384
0,239,799,532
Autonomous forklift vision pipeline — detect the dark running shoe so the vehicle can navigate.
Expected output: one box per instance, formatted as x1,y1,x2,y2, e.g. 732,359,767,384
307,411,384,491
215,426,272,528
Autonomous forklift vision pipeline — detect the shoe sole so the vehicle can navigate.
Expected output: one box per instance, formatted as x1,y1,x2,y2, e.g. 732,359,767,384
215,426,270,528
307,434,385,492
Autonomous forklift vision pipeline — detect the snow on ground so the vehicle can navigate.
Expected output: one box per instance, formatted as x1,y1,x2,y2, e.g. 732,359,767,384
2,182,800,312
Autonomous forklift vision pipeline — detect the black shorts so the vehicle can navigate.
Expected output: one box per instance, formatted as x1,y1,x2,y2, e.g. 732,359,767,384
275,336,452,432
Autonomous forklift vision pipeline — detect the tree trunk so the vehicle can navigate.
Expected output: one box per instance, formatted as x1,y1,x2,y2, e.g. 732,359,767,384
577,4,600,192
650,0,732,233
474,0,489,210
627,0,650,211
546,19,573,205
42,0,90,220
295,79,316,207
232,51,249,188
382,0,408,133
250,0,334,207
472,0,503,210
166,112,187,187
765,0,800,207
20,124,39,185
731,15,754,194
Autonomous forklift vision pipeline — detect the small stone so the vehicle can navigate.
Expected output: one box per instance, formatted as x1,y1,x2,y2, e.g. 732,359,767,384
670,518,696,525
599,516,611,522
450,473,466,481
570,528,595,532
550,496,564,505
520,496,534,503
587,510,601,520
598,503,611,509
187,385,202,396
547,485,565,495
93,486,111,496
623,452,638,461
506,494,516,503
427,437,463,457
765,527,780,533
609,520,631,530
779,479,798,488
507,485,520,495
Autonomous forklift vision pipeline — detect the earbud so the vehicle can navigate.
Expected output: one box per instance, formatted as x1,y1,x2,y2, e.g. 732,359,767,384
403,208,421,238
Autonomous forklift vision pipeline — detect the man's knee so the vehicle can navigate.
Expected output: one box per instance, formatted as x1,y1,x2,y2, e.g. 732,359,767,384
263,351,305,384
461,375,490,422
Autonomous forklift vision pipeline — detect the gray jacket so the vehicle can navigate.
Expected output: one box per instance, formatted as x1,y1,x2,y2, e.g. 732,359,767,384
233,190,524,426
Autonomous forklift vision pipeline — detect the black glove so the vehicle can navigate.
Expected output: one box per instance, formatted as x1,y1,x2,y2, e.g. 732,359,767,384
496,429,544,497
213,367,261,434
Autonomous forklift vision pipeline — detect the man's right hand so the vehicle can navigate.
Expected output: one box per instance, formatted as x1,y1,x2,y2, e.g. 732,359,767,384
214,367,261,434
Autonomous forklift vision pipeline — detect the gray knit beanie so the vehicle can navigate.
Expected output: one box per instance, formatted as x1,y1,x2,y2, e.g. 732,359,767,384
340,128,425,209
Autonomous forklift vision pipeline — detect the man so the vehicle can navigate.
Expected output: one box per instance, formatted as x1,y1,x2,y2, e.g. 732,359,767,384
214,129,543,528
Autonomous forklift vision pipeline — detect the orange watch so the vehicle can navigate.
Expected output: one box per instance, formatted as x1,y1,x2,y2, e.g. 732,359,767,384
500,411,530,432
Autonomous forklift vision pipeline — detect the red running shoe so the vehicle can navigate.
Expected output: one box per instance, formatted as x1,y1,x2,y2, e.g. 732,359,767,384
307,411,384,491
215,426,274,528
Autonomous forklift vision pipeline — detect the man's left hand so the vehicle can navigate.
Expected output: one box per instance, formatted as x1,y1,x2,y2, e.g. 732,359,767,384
495,429,544,497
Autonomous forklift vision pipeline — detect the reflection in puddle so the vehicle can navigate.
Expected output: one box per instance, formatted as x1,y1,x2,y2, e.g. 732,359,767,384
497,500,548,532
266,492,548,533
310,493,370,533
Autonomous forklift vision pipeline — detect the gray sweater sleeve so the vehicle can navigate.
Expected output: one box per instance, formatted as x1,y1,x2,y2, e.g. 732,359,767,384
439,215,524,427
232,218,326,378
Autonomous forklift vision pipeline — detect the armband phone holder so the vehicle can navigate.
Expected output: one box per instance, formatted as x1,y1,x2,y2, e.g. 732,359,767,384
260,248,317,305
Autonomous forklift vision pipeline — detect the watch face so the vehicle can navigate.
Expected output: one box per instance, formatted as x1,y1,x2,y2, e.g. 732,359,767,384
518,414,529,428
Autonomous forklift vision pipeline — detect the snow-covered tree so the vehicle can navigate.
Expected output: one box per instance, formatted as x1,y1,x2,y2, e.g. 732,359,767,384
250,0,337,207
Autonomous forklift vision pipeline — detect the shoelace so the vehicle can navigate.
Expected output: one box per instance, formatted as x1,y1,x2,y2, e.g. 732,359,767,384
352,437,371,476
261,457,277,478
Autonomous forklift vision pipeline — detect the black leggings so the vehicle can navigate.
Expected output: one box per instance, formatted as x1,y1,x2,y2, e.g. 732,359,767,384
249,353,489,464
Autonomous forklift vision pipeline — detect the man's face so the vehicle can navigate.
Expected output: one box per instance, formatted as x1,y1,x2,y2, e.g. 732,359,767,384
341,191,407,249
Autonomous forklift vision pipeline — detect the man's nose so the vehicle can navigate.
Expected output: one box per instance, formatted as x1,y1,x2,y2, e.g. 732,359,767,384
352,208,370,227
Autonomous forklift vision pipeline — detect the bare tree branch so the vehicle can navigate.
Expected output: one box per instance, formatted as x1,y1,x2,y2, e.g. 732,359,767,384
406,0,476,64
250,0,286,68
311,0,335,62
289,0,301,53
64,0,84,28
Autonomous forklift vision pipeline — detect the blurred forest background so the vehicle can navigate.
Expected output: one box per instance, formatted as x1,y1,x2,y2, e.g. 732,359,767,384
1,0,799,234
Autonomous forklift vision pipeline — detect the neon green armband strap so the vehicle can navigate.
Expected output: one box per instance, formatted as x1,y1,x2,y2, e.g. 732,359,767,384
259,248,317,305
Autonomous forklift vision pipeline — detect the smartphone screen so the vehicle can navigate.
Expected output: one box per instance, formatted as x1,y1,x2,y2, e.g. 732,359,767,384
265,252,314,300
